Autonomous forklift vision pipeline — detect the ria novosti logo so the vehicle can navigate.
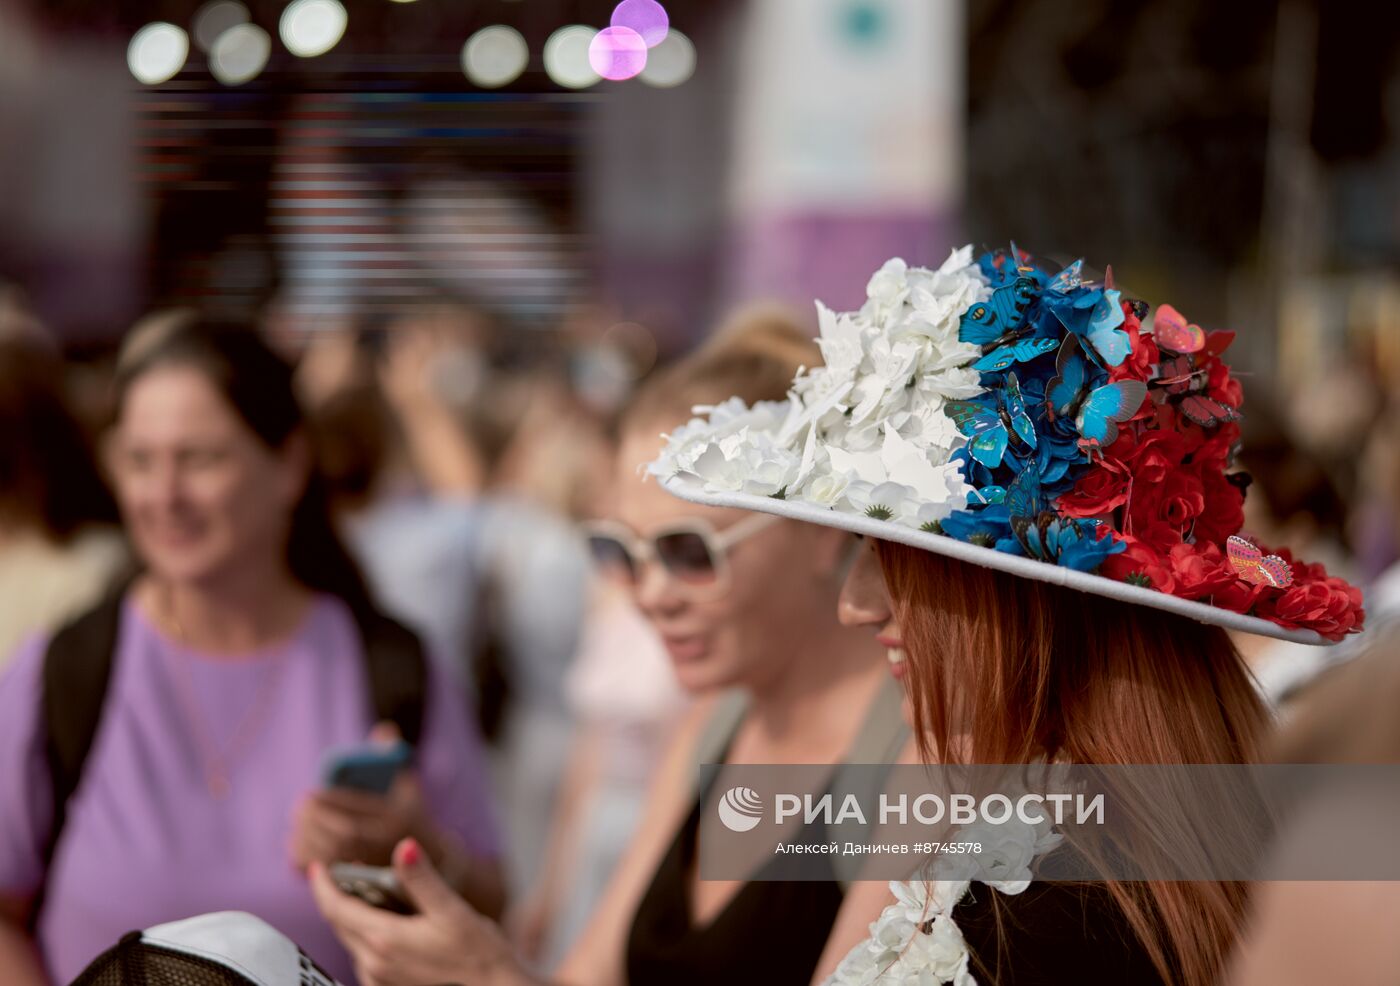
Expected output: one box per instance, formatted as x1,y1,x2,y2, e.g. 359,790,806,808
717,786,764,832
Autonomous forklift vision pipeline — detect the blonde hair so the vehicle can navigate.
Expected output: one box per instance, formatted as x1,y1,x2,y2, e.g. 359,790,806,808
624,303,820,433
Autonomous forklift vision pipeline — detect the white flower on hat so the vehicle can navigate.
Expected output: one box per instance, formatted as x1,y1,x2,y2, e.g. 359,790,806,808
683,426,800,498
864,257,913,322
804,467,855,508
653,246,990,525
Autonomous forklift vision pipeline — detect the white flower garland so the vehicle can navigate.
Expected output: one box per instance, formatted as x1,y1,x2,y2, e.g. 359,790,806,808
826,814,1064,986
649,248,991,528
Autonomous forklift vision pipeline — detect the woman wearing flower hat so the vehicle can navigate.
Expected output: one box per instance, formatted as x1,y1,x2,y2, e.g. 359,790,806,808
650,247,1365,984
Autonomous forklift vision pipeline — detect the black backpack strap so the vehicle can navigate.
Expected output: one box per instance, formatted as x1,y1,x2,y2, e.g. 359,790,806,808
36,588,127,928
350,608,428,748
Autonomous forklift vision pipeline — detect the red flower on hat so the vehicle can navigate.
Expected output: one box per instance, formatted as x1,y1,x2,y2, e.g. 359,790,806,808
1210,577,1268,616
1249,553,1367,641
1203,352,1243,408
1060,429,1185,522
1100,537,1175,592
1165,542,1238,601
1129,468,1205,534
1190,461,1245,547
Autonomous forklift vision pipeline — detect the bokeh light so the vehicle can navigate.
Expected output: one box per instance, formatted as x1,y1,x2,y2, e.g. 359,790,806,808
639,28,694,87
462,25,529,88
128,22,189,85
210,22,271,85
543,25,600,90
611,0,669,48
279,0,348,58
192,1,249,54
589,27,647,82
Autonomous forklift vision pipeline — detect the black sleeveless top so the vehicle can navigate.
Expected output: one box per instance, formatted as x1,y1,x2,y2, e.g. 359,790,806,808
951,879,1169,984
623,776,845,985
624,681,908,985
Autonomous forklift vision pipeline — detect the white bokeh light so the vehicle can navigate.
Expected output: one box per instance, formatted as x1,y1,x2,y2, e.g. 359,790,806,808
128,22,189,85
639,28,694,87
192,1,250,53
543,25,600,89
280,0,348,58
462,25,528,88
210,22,272,85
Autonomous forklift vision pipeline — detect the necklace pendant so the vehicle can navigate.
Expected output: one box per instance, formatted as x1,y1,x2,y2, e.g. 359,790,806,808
208,771,230,800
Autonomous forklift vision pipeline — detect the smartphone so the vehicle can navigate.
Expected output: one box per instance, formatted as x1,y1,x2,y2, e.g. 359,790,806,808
321,741,411,795
329,862,415,915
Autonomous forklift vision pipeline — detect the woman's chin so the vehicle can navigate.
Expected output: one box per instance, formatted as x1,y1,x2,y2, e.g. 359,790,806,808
670,657,738,695
141,547,232,588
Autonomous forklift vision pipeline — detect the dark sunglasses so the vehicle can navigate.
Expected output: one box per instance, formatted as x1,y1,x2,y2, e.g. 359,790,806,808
583,513,781,600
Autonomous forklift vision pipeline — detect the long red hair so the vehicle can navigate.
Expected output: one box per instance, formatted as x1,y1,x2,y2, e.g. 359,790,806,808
876,542,1270,985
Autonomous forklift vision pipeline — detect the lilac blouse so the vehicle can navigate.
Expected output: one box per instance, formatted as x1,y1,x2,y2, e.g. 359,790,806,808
0,594,500,985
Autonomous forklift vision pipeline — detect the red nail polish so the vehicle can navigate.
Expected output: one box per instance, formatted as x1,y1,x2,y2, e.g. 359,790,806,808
400,838,420,866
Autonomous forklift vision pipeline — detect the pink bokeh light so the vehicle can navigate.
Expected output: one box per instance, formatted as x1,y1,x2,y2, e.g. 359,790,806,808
589,26,648,81
610,0,669,48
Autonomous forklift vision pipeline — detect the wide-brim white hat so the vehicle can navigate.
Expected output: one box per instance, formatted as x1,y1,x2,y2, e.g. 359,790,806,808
650,246,1365,647
663,473,1329,644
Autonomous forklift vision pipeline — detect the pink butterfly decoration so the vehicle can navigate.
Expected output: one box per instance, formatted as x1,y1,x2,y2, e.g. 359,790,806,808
1226,535,1293,588
1153,304,1206,354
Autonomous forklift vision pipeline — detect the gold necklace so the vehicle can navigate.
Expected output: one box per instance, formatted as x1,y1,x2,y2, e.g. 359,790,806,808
158,585,295,800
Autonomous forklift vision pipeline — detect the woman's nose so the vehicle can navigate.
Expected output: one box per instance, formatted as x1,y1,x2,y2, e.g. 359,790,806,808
837,543,893,628
632,558,686,618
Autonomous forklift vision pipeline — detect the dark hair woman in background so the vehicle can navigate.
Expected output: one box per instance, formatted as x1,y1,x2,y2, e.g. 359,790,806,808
0,319,502,985
0,335,125,664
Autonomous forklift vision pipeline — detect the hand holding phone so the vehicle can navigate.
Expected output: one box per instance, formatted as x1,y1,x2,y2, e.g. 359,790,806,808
320,740,412,796
329,862,415,914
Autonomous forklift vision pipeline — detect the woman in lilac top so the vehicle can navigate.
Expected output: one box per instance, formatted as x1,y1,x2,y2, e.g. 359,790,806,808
0,320,503,985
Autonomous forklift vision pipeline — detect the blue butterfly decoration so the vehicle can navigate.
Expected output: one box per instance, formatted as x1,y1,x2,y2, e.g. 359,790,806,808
967,485,1006,506
1010,513,1124,572
959,276,1040,348
972,337,1059,372
1042,268,1131,368
1004,462,1045,517
1003,461,1120,570
1046,258,1083,293
982,242,1036,287
944,373,1038,469
1044,336,1147,454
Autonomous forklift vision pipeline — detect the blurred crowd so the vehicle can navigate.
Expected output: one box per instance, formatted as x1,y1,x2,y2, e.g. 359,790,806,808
2,266,1400,986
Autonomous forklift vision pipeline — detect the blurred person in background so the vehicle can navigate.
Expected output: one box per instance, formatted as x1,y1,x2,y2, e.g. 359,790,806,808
301,315,488,696
0,319,502,986
1232,398,1360,708
1227,621,1400,986
303,294,606,907
0,333,126,666
310,310,912,986
511,432,689,968
1351,391,1400,607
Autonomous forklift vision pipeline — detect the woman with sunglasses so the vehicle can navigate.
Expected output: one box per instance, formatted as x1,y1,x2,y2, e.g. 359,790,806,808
310,308,912,986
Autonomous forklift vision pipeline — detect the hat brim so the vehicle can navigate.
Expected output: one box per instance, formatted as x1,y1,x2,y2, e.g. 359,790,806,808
661,473,1332,646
